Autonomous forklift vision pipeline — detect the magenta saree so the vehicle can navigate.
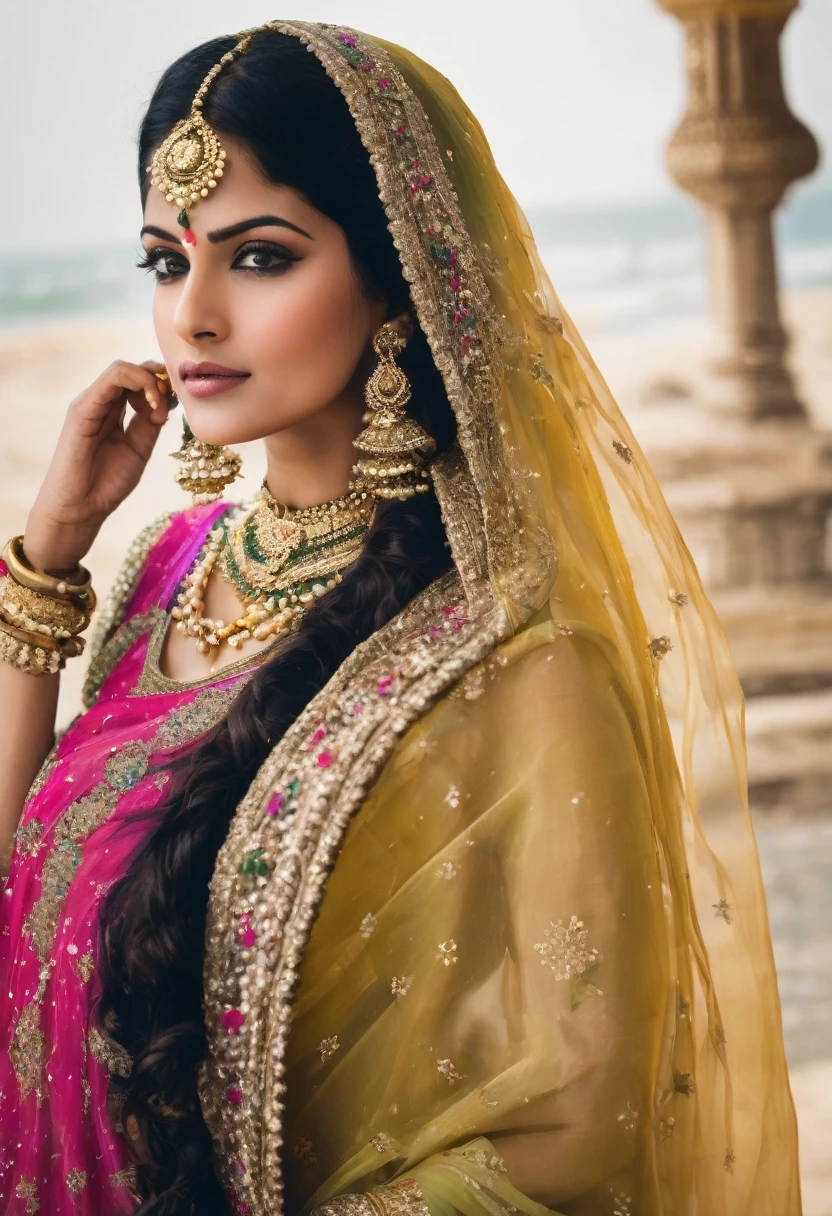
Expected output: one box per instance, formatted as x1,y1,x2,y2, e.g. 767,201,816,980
0,503,265,1215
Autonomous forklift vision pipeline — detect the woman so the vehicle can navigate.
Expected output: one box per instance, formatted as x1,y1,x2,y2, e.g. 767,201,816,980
0,20,800,1216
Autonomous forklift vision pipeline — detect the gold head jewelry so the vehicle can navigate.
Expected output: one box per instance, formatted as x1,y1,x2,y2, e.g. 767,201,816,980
350,322,436,500
147,28,264,246
171,418,243,504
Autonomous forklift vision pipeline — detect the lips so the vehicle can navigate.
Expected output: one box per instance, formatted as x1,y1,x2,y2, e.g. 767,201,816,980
180,360,250,380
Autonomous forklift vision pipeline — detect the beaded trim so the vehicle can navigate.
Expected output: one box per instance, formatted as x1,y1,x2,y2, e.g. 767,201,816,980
81,511,175,707
199,447,510,1213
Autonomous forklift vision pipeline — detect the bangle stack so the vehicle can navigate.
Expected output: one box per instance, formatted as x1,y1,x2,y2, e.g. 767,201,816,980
0,536,96,676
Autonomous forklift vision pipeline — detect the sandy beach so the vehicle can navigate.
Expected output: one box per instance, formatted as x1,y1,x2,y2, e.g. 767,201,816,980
1,290,830,1210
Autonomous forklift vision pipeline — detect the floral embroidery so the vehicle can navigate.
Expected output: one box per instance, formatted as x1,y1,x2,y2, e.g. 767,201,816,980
657,1115,676,1143
534,915,602,1009
668,588,689,607
75,950,95,983
649,636,673,660
319,1035,340,1063
359,912,378,938
293,1136,317,1166
612,440,633,464
713,898,733,924
617,1101,639,1133
444,785,460,808
66,1168,87,1194
437,1057,462,1084
612,1191,632,1216
391,975,413,1000
88,1025,133,1078
436,860,458,880
14,1178,39,1213
724,1150,736,1174
673,1070,695,1096
534,915,599,979
371,1133,393,1153
437,939,458,965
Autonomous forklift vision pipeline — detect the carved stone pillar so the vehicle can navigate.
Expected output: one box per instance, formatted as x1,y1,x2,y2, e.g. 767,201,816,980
658,0,818,421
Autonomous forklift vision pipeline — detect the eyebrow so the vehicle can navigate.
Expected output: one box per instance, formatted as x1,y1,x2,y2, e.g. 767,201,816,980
139,214,314,243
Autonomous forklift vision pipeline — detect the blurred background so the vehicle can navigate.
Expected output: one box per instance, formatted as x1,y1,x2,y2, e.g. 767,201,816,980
1,0,830,1207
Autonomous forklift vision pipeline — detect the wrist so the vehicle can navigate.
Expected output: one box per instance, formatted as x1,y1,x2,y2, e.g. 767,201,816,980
21,524,91,576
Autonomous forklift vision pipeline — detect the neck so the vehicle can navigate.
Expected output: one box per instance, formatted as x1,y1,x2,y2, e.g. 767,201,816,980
262,391,365,510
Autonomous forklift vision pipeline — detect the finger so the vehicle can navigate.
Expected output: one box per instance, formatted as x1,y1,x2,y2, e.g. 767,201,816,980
80,361,169,421
122,399,169,463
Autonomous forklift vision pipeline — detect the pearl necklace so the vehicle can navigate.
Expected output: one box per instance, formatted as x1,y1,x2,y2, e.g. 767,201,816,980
172,486,375,656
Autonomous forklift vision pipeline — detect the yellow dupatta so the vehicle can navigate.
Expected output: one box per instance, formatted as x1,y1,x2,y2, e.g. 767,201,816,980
196,22,800,1216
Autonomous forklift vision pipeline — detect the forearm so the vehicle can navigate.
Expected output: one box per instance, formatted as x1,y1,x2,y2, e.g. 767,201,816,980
0,660,59,871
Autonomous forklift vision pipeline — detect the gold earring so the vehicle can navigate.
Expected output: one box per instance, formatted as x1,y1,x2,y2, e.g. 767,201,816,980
171,415,243,504
350,322,436,501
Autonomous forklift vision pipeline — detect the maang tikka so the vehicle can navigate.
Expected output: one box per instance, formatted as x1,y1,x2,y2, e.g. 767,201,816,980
349,323,436,500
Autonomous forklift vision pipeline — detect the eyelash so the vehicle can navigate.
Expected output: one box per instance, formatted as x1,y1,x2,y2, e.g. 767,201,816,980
134,240,301,283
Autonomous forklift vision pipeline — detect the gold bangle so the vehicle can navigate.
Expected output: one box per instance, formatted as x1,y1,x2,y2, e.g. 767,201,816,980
0,620,66,675
0,617,84,656
3,536,95,608
0,580,90,638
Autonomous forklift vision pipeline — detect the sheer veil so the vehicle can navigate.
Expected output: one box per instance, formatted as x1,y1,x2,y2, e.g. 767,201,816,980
197,22,799,1216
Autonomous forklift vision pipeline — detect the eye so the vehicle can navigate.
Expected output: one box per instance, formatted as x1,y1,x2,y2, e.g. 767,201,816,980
232,241,301,275
135,247,187,282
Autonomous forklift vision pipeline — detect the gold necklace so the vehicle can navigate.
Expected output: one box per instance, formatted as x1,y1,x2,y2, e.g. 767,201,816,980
172,484,376,656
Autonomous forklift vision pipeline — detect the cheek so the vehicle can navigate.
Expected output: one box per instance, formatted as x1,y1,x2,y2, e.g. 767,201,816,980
249,255,374,402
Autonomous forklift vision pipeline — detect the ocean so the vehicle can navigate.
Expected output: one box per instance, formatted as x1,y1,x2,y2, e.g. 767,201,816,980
1,186,829,337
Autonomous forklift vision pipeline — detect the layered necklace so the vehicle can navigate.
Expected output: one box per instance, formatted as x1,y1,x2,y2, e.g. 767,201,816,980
172,479,376,655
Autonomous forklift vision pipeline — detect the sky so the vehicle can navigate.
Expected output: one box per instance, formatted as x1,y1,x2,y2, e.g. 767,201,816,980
1,0,829,257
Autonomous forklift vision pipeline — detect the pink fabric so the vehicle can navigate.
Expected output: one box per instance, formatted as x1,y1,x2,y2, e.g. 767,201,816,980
0,503,249,1215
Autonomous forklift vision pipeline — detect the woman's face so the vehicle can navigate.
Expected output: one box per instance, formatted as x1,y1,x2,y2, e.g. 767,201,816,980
140,134,389,446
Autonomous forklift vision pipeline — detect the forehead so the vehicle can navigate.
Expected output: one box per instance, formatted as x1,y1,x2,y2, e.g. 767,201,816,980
142,136,316,230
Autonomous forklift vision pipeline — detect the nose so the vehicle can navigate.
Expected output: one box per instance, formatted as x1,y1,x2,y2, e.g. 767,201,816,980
172,259,230,345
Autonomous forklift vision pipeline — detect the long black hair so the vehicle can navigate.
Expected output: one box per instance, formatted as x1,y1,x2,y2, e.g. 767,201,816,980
96,31,456,1215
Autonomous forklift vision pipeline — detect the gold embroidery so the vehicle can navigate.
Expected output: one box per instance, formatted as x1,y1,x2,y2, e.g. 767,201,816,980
649,636,673,660
14,1177,39,1213
75,950,95,983
13,817,43,860
82,510,175,708
612,1191,633,1216
319,1035,340,1063
673,1069,695,1096
370,1178,431,1216
89,1025,133,1078
22,785,120,962
359,912,378,938
724,1150,736,1174
390,976,412,1000
668,588,689,607
437,1057,462,1084
371,1133,393,1153
110,1165,139,1189
612,440,633,464
713,898,733,924
533,915,599,979
437,939,458,965
66,1168,87,1194
617,1101,639,1133
10,992,46,1100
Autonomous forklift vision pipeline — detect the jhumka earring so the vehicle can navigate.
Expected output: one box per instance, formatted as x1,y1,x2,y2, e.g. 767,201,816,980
171,416,243,504
350,322,436,500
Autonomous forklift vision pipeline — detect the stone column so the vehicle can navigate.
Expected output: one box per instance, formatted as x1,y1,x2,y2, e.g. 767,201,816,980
657,0,818,421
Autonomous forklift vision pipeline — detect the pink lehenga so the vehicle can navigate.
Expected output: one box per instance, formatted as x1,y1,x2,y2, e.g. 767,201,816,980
0,502,269,1215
